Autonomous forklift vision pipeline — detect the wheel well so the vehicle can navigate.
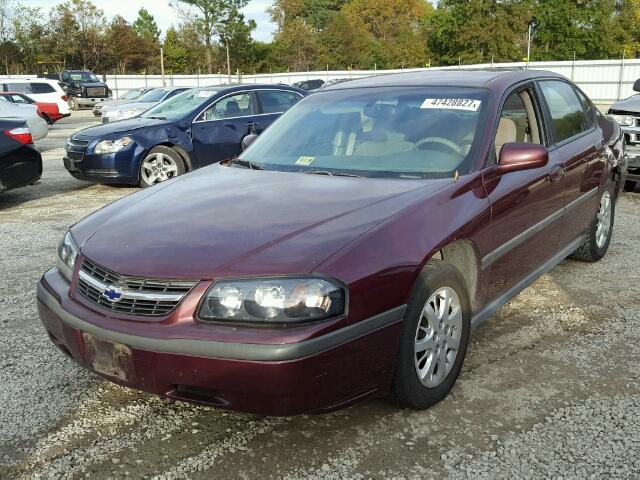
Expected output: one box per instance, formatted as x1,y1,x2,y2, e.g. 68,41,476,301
152,143,193,172
432,240,479,311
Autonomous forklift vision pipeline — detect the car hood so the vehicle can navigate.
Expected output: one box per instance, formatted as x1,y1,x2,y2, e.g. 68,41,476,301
105,102,155,113
73,117,172,139
72,165,448,279
610,94,640,113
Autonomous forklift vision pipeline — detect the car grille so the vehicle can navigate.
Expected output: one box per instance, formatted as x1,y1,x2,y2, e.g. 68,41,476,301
77,258,198,317
65,138,90,161
86,87,107,97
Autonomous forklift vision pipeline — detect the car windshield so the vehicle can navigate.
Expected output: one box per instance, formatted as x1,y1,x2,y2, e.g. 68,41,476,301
70,72,98,82
137,88,171,103
141,89,216,120
240,86,490,179
120,89,144,100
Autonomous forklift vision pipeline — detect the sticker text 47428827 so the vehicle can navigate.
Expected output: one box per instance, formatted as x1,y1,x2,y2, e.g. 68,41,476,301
420,98,482,112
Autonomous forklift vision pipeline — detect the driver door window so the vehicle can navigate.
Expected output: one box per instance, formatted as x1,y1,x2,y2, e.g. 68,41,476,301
496,89,541,158
199,93,256,121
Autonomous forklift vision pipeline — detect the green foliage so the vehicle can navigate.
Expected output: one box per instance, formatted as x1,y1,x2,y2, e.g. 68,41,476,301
133,8,160,43
1,0,640,75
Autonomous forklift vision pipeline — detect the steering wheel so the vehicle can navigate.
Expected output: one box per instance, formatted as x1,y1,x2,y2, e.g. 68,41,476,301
414,137,464,155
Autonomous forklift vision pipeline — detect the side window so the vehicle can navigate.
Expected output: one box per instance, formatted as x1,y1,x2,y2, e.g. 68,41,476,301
495,88,542,158
30,83,55,94
257,90,301,114
11,94,29,104
200,93,256,121
163,89,184,101
539,80,590,143
7,83,29,94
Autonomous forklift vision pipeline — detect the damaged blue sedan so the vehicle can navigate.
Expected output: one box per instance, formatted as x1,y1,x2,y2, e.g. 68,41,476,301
63,84,305,187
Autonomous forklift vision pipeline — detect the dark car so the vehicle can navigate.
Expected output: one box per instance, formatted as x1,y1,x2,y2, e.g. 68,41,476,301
64,84,305,187
607,78,640,191
0,119,43,196
38,70,625,416
292,79,325,91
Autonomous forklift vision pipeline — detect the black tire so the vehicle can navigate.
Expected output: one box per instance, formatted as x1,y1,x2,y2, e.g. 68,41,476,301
139,146,185,188
391,259,471,409
69,98,79,111
625,180,637,192
570,184,615,262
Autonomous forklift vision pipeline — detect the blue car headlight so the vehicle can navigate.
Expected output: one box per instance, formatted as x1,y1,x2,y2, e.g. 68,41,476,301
198,277,346,324
94,137,133,155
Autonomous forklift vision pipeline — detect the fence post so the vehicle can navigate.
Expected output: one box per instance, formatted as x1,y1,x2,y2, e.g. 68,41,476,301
196,69,200,87
571,52,576,81
618,51,626,100
113,73,119,98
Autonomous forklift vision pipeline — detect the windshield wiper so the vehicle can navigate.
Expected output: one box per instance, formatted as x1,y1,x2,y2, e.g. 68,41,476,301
305,169,364,178
226,158,264,170
146,115,166,120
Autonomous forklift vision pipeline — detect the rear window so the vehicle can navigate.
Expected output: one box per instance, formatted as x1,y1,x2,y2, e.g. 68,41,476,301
30,83,55,94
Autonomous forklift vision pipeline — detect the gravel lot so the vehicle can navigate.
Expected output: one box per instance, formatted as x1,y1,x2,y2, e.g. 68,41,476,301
1,111,639,479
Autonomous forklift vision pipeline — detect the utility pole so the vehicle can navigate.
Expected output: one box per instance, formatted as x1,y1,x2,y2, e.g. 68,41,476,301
226,40,231,84
160,47,166,87
526,18,538,69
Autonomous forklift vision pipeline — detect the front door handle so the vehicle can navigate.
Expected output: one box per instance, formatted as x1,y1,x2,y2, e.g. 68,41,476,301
549,165,564,182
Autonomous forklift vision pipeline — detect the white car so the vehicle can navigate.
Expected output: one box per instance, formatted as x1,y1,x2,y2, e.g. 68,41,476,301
0,78,71,118
101,87,190,123
0,100,48,141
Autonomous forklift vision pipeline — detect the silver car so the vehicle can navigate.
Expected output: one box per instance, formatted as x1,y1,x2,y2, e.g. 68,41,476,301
0,99,48,140
93,87,153,117
608,79,640,191
101,87,191,124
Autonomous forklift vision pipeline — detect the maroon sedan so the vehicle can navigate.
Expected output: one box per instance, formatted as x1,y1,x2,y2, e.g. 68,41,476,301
38,70,626,415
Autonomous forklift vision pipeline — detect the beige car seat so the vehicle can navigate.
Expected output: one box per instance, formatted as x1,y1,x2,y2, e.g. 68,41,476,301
495,118,517,157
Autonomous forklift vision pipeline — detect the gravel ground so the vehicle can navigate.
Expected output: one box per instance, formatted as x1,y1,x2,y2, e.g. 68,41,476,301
1,111,639,479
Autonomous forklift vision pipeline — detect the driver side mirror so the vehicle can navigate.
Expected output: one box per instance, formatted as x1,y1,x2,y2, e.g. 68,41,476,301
496,143,549,174
242,133,259,151
634,79,640,93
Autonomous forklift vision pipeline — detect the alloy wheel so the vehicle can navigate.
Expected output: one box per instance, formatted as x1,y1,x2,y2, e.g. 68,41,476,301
595,191,612,249
141,153,179,185
414,286,463,388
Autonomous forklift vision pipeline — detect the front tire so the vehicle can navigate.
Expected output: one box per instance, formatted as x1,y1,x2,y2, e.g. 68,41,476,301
391,259,471,409
570,185,615,262
69,98,79,111
139,146,185,188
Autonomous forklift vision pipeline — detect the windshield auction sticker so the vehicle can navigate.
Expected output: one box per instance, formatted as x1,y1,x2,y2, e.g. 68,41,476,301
295,156,316,165
421,98,482,112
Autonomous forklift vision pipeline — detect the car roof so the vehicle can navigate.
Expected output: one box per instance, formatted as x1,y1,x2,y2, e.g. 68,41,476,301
192,83,303,93
0,78,60,85
321,69,565,92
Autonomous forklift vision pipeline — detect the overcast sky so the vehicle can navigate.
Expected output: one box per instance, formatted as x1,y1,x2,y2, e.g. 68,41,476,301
20,0,277,41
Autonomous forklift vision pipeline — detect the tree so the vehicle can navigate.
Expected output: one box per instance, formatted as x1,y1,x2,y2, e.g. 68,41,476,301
133,8,160,43
163,27,190,72
12,5,48,72
271,17,320,70
106,16,150,74
269,0,348,31
175,0,250,74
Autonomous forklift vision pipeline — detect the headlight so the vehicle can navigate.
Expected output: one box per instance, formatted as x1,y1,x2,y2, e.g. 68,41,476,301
94,137,133,155
116,109,140,120
198,277,346,324
610,114,634,127
57,231,79,281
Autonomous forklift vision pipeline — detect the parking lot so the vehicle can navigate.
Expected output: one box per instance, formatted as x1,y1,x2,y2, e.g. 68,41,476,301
1,111,640,479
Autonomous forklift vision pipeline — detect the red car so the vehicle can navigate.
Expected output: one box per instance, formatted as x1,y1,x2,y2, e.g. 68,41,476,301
0,92,69,124
37,70,626,415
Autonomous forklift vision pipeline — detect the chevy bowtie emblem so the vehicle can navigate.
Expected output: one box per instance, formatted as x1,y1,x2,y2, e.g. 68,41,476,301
103,285,124,302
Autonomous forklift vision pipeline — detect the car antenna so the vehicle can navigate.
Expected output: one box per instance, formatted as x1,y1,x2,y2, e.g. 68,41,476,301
454,170,460,181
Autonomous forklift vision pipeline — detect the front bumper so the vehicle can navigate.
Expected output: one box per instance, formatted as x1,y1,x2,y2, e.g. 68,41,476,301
37,268,405,415
64,143,142,185
627,151,640,181
75,97,109,108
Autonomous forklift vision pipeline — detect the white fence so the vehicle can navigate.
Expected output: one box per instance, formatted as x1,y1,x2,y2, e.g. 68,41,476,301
2,59,639,105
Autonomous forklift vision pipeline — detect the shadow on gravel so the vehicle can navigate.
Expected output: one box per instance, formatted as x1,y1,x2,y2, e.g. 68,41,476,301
0,181,97,211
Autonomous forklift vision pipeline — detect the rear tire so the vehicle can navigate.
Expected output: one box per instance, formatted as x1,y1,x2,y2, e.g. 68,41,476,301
570,185,615,262
625,180,637,192
139,146,185,188
391,259,471,409
69,98,79,111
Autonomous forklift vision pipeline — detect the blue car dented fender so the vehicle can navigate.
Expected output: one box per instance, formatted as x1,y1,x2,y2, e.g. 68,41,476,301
64,84,306,187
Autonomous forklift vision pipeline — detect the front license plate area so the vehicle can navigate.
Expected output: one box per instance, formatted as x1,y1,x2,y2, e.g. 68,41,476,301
82,333,133,382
